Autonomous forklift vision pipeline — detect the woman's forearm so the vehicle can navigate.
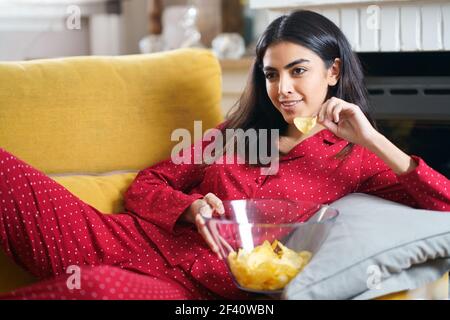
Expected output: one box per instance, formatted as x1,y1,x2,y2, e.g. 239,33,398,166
364,132,418,176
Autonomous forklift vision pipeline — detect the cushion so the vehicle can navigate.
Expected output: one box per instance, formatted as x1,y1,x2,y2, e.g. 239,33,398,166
51,172,137,214
282,193,450,300
374,272,448,300
0,48,223,174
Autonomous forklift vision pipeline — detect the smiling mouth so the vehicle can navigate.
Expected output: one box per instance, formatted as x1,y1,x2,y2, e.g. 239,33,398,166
280,100,302,108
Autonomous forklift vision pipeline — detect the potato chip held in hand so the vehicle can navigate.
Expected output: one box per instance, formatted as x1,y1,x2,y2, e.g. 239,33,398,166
293,116,317,134
227,240,312,291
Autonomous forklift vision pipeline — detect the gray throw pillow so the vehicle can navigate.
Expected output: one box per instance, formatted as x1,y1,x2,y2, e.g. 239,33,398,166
282,193,450,300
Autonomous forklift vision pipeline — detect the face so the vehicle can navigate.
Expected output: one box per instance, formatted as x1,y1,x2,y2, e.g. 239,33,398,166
262,41,340,125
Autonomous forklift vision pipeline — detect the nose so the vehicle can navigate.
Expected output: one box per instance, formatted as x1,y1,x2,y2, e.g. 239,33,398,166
278,74,294,96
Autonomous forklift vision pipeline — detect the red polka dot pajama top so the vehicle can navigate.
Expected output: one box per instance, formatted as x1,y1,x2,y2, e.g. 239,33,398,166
0,125,448,300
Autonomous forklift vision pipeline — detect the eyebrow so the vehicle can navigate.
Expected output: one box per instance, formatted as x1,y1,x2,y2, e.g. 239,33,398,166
263,58,310,72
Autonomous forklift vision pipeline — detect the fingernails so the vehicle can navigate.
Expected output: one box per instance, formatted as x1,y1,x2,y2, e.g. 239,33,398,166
199,206,211,217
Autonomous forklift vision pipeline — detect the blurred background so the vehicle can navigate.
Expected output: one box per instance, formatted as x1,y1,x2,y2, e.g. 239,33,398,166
0,0,269,116
0,0,268,60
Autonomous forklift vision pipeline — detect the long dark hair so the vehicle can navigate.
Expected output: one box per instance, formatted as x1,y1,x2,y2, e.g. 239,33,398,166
218,10,377,163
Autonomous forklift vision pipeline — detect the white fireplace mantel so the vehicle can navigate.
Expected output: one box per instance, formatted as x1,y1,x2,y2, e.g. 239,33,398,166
250,0,450,52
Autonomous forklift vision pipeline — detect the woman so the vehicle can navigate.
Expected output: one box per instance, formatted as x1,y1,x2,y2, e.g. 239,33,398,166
0,10,448,300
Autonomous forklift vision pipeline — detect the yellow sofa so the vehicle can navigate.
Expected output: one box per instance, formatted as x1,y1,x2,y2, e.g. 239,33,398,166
0,48,447,299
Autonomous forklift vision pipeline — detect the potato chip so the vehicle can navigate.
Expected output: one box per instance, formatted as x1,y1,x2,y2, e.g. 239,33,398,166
227,240,311,291
293,116,317,134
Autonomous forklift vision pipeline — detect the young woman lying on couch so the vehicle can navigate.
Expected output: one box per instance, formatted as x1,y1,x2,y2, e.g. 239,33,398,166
0,10,448,300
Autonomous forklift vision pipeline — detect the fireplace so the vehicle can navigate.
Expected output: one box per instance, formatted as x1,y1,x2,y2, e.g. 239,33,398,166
360,51,450,177
250,0,450,178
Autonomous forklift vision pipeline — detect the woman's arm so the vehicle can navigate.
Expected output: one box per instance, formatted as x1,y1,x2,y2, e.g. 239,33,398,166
123,124,226,234
355,145,450,211
318,97,450,211
123,157,205,234
364,131,418,175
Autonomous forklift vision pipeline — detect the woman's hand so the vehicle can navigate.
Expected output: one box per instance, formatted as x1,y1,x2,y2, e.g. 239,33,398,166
181,193,225,259
318,97,420,175
317,97,380,148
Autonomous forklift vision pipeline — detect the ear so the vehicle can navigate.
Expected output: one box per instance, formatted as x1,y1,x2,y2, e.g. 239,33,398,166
327,58,341,86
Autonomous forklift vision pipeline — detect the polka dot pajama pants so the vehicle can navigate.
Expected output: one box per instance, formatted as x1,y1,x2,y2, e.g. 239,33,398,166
0,148,218,300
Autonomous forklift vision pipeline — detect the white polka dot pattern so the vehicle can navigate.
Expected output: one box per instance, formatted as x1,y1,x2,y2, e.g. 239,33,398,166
123,126,449,275
0,148,251,300
1,123,449,300
3,266,215,300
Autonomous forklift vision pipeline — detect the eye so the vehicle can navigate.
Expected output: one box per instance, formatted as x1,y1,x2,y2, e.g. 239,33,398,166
292,67,306,75
264,72,277,80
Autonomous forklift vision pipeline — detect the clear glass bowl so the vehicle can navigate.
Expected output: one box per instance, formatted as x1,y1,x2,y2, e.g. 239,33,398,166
202,199,339,294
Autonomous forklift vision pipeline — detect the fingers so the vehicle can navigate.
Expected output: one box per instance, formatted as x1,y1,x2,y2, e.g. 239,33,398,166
326,100,336,122
203,193,225,216
319,97,348,124
217,234,234,254
318,99,329,122
195,214,223,260
332,104,343,123
191,193,226,259
319,98,335,122
198,200,213,218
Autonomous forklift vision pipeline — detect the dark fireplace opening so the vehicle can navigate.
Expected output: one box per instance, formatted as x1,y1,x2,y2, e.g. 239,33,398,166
358,52,450,178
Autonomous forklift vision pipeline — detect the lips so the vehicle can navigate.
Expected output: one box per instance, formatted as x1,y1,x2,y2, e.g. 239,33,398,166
279,100,302,109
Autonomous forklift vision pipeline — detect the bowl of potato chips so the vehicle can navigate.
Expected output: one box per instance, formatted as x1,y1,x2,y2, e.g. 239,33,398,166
203,199,339,294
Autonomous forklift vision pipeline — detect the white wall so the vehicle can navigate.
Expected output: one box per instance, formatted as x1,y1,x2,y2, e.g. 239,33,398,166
0,17,91,60
0,0,149,60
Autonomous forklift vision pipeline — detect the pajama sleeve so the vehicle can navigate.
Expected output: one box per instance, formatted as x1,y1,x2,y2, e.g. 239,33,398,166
355,147,450,211
123,128,221,234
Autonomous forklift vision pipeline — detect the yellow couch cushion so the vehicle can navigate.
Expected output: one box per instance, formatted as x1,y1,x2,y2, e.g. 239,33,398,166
0,48,223,174
376,273,449,300
51,172,138,214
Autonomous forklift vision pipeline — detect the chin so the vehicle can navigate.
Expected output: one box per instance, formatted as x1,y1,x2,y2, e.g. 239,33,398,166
283,117,298,126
